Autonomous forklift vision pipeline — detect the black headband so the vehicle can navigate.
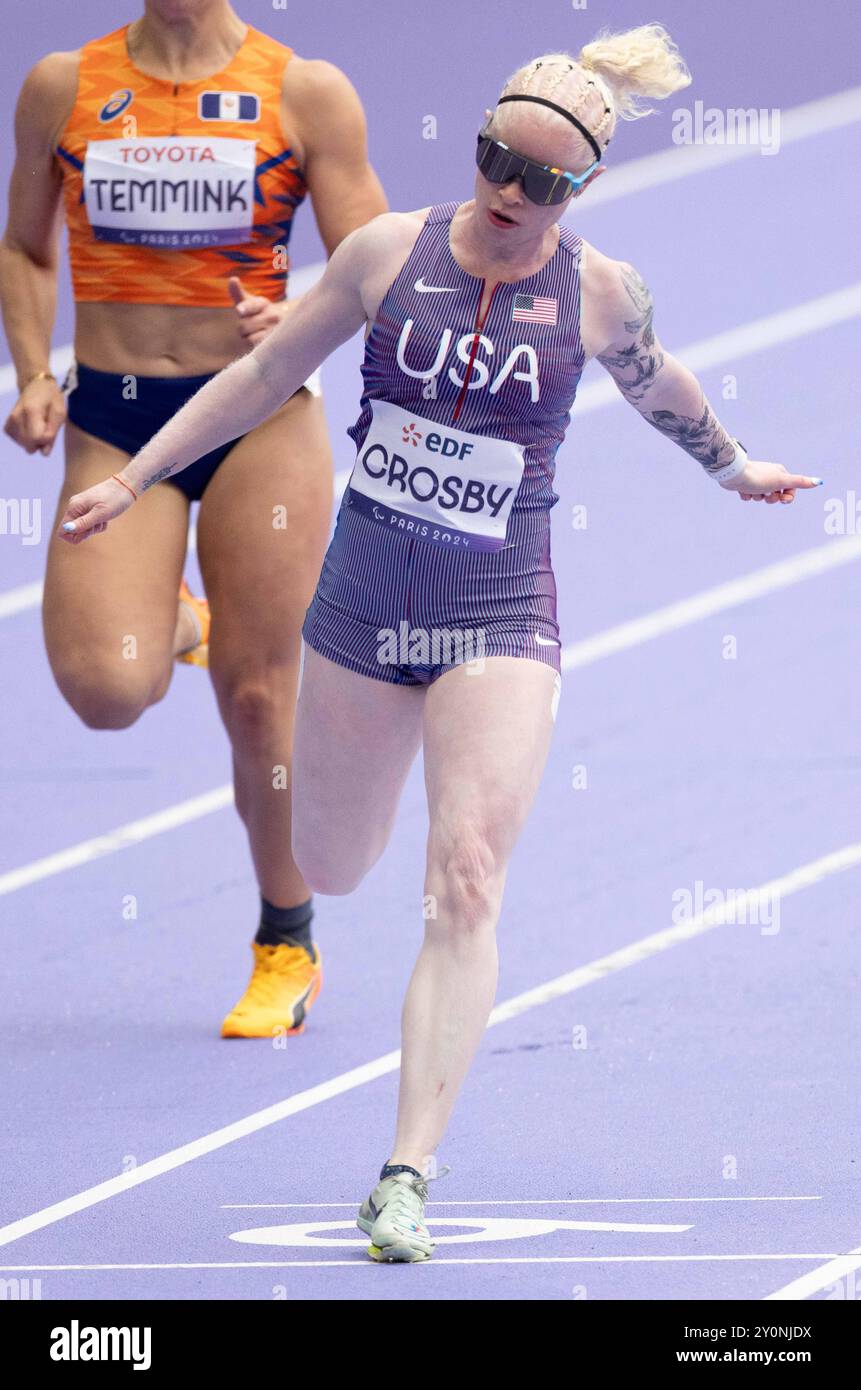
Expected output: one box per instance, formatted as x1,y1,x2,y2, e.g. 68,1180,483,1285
496,94,604,163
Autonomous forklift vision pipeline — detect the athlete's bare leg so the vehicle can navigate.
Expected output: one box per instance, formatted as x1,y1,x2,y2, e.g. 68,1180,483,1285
197,389,334,908
43,422,191,729
390,657,559,1168
292,647,425,894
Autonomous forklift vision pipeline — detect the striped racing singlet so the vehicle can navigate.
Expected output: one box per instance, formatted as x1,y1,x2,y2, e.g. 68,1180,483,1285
303,201,587,684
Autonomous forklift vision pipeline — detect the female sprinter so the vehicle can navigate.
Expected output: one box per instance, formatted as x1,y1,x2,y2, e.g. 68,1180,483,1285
56,25,821,1261
0,0,386,1037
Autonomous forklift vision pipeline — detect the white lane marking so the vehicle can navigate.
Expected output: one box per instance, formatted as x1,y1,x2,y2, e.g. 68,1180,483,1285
0,787,234,898
1,85,858,398
568,85,861,211
229,1216,692,1248
563,535,861,670
0,841,858,1250
570,283,861,415
0,520,197,620
3,279,859,625
765,1244,861,1300
222,1195,822,1208
0,1254,845,1271
2,533,858,897
0,580,43,619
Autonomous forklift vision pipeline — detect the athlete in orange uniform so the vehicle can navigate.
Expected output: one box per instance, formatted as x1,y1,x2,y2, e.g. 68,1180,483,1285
0,0,387,1036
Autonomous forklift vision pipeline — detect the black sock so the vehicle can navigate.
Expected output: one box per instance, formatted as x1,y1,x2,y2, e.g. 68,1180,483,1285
380,1162,424,1183
255,896,315,957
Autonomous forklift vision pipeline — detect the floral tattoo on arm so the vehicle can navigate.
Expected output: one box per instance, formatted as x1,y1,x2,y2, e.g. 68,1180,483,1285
641,402,736,474
596,266,665,404
598,266,736,474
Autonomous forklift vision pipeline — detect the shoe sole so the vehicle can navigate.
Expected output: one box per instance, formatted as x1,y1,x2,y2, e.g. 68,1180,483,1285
176,643,209,669
367,1243,431,1264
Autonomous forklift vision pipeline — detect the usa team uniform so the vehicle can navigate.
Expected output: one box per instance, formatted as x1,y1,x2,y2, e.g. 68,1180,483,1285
304,201,587,683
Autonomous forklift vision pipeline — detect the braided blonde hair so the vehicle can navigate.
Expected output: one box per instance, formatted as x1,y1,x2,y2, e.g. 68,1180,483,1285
498,23,692,154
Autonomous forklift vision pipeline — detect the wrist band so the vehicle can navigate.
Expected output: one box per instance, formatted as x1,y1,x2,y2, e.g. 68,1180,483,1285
111,473,138,502
20,369,56,391
710,438,749,485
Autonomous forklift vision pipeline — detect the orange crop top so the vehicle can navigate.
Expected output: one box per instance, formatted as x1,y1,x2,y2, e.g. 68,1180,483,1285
56,24,308,306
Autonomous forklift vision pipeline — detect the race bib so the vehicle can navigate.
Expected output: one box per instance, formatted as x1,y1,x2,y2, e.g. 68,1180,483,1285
347,400,525,551
82,136,256,247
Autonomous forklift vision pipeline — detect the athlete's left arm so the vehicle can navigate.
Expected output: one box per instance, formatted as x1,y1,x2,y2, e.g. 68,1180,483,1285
593,261,820,504
285,59,388,256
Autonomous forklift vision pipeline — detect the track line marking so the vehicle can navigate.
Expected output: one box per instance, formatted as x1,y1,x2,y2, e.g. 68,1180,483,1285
0,1254,846,1271
568,85,861,210
765,1244,861,1300
222,1196,822,1208
0,841,858,1250
563,534,861,669
0,787,234,897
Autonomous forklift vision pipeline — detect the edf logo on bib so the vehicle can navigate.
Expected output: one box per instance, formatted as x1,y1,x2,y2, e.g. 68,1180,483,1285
349,400,525,549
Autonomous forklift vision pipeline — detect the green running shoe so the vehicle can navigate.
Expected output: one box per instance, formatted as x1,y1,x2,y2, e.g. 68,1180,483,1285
357,1167,433,1263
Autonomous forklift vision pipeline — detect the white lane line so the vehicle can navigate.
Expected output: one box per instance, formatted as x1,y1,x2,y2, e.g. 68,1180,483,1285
0,580,43,619
222,1195,822,1208
0,1254,845,1271
3,279,859,625
0,840,858,1250
0,787,234,898
568,85,861,211
2,85,858,399
563,534,861,670
2,531,858,897
765,1244,861,1300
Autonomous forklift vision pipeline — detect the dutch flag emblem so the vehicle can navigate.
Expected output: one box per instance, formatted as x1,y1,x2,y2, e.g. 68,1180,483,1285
199,91,260,122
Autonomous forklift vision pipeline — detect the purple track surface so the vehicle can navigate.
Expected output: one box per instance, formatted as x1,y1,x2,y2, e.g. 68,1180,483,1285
1,1,859,1301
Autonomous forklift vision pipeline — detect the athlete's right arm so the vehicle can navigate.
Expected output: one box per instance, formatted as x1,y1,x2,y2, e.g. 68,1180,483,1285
0,53,77,455
59,213,411,542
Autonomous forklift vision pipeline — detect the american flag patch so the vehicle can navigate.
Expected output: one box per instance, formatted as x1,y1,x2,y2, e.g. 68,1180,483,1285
512,293,557,325
199,92,260,122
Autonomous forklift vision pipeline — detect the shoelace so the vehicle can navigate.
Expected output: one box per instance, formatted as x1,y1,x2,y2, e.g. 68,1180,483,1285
387,1166,452,1223
242,946,314,1007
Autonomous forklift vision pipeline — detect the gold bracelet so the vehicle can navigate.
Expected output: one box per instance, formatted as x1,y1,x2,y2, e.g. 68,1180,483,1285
19,369,57,391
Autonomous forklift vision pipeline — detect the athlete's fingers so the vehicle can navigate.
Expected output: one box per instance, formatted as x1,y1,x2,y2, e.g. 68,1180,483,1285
782,474,822,491
13,405,52,453
227,275,247,307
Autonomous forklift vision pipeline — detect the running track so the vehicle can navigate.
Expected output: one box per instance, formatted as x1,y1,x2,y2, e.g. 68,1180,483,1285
0,1,858,1301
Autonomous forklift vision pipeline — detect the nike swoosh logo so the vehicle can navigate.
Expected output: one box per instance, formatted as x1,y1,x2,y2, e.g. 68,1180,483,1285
414,278,458,293
535,632,560,647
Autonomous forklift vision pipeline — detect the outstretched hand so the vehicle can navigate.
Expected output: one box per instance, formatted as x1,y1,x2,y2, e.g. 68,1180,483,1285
721,459,823,504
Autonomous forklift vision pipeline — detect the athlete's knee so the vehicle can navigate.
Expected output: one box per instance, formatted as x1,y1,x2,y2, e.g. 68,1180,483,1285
427,820,503,931
216,674,290,751
292,831,370,897
55,660,167,730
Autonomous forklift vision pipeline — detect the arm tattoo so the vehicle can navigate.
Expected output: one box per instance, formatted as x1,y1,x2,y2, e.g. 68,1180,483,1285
596,266,665,403
641,400,736,473
140,465,176,492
